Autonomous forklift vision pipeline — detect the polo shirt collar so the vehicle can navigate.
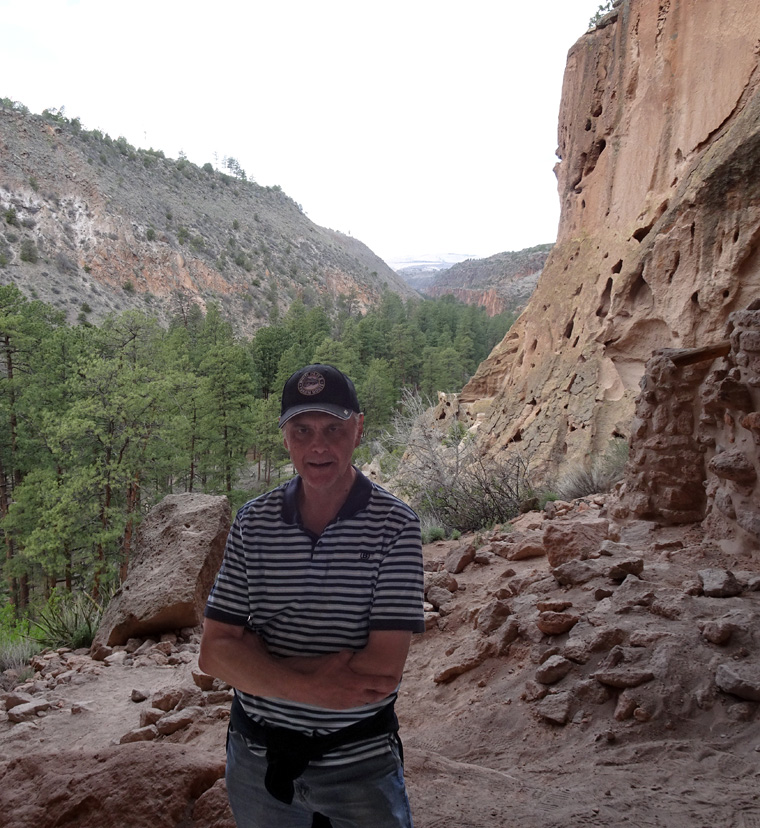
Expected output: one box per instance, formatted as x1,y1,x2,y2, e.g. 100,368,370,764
281,467,372,526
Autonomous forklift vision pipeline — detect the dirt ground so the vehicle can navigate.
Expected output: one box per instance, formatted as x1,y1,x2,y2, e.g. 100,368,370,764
2,514,760,828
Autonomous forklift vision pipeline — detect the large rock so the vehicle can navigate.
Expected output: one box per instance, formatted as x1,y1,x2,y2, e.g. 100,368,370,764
0,744,232,828
92,494,230,648
543,518,609,567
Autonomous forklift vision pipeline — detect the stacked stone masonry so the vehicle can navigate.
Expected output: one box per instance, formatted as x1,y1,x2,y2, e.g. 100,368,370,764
611,302,760,558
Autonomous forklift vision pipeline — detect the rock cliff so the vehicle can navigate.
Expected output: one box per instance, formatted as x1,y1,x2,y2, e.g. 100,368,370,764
411,245,551,317
461,0,760,479
0,106,417,337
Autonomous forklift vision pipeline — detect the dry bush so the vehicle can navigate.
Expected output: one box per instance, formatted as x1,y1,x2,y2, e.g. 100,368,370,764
382,390,535,532
554,438,629,501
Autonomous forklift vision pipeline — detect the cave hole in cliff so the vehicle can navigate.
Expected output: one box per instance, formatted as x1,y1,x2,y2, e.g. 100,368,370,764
596,278,613,318
583,138,607,177
667,251,681,284
564,316,575,339
733,228,740,243
592,103,603,118
572,336,580,348
629,271,652,308
632,220,655,242
691,291,700,307
611,260,623,274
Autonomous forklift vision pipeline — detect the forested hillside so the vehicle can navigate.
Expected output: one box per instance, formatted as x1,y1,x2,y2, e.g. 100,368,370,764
0,284,514,612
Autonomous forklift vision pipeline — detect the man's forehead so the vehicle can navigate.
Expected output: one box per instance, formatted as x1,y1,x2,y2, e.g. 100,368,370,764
287,411,353,425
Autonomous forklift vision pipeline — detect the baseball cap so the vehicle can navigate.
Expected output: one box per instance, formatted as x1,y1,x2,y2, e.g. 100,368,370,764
279,364,361,428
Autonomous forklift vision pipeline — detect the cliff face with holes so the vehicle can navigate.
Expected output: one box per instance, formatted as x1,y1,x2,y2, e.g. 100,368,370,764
460,0,760,479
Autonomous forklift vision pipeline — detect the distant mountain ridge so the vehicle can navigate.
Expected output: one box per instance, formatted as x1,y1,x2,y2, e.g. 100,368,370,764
398,244,552,316
0,103,417,336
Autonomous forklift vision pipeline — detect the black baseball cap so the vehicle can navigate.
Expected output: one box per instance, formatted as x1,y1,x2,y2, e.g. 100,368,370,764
279,364,361,427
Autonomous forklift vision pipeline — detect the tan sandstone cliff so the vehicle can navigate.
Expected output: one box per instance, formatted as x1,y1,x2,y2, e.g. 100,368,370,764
460,0,760,480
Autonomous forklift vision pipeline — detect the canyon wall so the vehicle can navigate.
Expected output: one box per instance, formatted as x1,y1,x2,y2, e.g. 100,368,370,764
0,107,415,336
461,0,760,480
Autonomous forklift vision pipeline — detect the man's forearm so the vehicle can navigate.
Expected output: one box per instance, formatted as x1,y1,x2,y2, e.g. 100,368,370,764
199,621,397,709
199,626,311,700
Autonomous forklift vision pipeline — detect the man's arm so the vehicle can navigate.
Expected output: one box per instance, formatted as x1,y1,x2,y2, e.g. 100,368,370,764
347,629,412,685
198,618,404,710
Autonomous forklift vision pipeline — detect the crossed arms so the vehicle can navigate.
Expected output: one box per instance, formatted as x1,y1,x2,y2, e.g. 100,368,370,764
198,618,412,710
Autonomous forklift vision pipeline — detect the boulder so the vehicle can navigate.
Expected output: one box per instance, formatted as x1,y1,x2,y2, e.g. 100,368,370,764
0,744,232,828
698,568,743,598
715,663,760,702
542,518,609,567
444,542,477,574
475,599,512,634
92,494,230,649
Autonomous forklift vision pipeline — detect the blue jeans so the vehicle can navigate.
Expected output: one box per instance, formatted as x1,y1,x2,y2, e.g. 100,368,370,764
225,725,414,828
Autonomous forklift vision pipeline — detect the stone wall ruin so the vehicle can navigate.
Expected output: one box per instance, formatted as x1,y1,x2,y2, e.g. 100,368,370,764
611,302,760,558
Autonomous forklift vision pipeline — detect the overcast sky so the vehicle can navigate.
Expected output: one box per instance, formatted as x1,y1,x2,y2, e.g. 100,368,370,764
3,0,601,265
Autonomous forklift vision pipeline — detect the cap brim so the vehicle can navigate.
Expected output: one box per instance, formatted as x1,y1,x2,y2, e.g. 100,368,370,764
279,403,356,428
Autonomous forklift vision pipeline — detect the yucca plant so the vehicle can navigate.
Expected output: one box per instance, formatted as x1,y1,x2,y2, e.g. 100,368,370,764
32,589,105,650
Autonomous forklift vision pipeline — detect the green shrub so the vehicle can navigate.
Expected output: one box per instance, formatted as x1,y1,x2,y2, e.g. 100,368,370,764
146,227,156,241
422,526,446,544
19,239,38,263
122,280,135,294
589,0,615,27
4,207,18,226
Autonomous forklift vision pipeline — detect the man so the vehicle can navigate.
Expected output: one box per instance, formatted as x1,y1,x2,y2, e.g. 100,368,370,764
199,363,425,828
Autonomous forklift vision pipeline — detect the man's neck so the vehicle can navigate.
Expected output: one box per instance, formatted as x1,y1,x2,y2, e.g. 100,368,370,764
298,467,357,536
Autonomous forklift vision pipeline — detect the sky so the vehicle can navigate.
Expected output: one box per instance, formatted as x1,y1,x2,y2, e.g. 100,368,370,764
3,0,601,266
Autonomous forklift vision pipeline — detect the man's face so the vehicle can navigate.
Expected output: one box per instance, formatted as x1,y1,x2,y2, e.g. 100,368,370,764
282,411,364,495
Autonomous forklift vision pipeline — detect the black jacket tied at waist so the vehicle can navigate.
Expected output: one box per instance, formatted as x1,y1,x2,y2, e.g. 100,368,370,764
229,694,401,805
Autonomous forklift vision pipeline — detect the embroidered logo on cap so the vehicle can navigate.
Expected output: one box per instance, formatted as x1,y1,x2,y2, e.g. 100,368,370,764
297,371,326,396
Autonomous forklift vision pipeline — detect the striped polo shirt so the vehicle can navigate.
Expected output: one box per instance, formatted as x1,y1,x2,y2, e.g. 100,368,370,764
204,468,425,765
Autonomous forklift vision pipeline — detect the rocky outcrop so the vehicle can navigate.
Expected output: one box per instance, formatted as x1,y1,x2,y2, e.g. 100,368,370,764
92,493,230,650
2,744,231,828
461,0,760,479
418,502,760,732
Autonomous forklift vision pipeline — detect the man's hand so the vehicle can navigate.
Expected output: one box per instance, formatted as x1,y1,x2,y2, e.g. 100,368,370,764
286,649,398,709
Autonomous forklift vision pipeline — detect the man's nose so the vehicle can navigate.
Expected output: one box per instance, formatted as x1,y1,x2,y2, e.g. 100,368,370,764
310,430,329,450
